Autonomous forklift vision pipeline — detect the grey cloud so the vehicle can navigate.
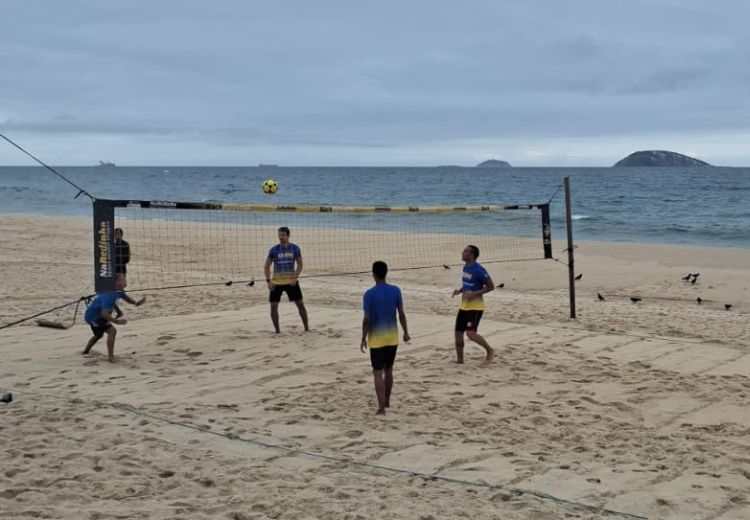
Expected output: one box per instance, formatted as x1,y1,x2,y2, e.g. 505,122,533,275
1,0,749,165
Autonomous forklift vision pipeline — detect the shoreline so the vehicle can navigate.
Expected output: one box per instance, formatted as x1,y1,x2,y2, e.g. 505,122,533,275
2,212,750,252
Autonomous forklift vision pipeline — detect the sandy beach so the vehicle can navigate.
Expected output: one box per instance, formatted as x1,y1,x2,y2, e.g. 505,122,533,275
2,214,750,519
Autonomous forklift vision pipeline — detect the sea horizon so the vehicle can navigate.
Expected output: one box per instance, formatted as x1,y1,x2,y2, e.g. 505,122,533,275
2,165,749,250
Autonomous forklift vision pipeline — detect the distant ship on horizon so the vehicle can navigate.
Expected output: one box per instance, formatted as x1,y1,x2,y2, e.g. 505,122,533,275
97,161,115,167
258,163,278,168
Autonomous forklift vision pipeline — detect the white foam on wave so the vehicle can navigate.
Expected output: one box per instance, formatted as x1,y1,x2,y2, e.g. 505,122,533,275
572,215,591,220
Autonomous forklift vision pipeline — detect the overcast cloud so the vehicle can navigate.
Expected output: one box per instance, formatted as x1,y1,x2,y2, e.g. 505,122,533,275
1,0,749,166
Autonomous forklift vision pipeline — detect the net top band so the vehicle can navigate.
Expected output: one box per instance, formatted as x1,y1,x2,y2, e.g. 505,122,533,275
101,199,546,213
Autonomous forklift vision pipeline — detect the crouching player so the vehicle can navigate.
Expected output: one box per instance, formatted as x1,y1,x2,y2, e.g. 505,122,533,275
82,274,146,363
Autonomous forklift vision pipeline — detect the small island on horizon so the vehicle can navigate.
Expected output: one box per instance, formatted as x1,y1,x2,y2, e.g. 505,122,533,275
475,159,512,168
613,150,711,167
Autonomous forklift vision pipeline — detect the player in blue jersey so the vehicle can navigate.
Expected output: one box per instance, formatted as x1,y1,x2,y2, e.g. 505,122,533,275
264,226,310,333
451,245,495,364
82,274,146,363
361,261,410,415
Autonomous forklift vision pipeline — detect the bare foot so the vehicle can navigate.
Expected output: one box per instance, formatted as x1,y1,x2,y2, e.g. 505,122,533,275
479,348,495,367
375,408,385,415
108,357,115,363
455,360,464,364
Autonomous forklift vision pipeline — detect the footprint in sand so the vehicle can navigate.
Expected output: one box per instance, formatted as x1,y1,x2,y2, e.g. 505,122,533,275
228,513,255,520
4,468,25,478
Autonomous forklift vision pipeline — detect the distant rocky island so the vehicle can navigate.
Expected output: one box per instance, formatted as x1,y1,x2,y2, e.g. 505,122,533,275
476,159,512,168
613,150,711,167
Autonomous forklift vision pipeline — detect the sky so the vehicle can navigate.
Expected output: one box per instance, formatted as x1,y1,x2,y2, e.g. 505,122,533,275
1,0,749,166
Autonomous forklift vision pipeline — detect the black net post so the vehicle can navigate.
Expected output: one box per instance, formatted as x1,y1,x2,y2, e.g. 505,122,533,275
539,203,553,259
93,199,116,292
564,177,576,319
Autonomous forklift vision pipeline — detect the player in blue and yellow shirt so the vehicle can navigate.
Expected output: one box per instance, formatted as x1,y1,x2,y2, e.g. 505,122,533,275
361,261,410,415
451,245,495,364
264,226,310,333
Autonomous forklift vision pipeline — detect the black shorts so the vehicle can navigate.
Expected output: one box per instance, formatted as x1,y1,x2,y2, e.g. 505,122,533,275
89,321,112,339
370,345,398,371
455,310,483,332
269,283,303,303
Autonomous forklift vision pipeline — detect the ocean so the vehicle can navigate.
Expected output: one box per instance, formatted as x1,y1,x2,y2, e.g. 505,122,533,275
1,165,749,249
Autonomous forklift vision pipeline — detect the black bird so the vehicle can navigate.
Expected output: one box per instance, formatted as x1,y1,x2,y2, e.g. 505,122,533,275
681,273,692,281
247,278,255,287
725,304,733,311
697,297,703,305
443,264,451,270
691,273,700,282
574,273,583,281
630,297,642,303
224,281,233,286
498,283,505,289
597,293,605,301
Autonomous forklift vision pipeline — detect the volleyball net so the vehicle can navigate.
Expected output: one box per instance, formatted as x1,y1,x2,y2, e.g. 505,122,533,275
93,199,553,292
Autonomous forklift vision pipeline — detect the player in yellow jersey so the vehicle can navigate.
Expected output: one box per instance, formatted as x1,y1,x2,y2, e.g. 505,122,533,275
361,261,410,415
451,245,495,364
264,227,310,333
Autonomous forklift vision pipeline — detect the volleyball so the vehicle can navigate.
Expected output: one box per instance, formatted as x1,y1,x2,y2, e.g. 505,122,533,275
262,179,278,194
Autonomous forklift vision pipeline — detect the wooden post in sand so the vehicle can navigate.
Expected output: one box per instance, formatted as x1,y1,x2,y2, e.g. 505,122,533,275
564,177,576,319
